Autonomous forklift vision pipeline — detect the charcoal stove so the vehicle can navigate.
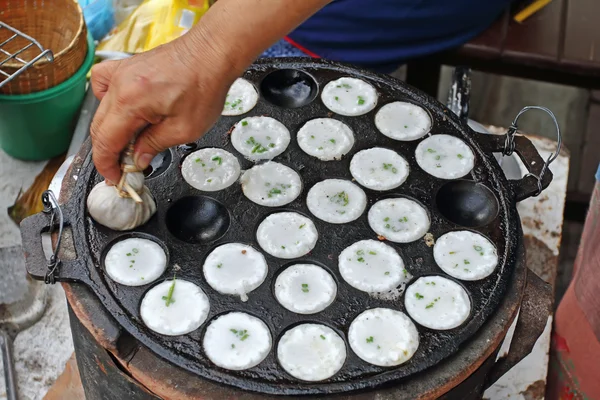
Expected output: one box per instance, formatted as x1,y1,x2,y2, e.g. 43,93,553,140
21,60,557,399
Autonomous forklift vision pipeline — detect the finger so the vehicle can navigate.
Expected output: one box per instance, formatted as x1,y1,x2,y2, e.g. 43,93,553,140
133,121,192,170
90,99,147,182
90,60,121,100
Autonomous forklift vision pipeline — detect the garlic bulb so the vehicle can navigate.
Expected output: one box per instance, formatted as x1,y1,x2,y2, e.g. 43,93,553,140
87,154,157,231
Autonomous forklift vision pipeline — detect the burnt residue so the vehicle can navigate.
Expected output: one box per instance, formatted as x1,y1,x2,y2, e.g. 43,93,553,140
21,58,552,396
520,379,546,400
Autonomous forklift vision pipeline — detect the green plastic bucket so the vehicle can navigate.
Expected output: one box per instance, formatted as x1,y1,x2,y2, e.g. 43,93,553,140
0,33,96,160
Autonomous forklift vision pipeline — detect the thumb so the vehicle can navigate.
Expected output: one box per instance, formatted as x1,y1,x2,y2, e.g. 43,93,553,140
133,122,188,170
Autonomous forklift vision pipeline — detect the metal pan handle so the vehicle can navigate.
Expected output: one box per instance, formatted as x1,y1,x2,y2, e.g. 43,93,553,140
477,106,560,201
485,268,553,388
20,191,86,284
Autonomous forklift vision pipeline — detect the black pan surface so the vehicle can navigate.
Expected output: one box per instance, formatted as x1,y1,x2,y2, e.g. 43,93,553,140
22,58,552,396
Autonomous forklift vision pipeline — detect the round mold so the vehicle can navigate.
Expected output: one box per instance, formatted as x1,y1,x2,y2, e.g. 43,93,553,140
143,149,173,180
273,263,337,314
260,69,319,108
274,320,349,381
139,278,211,336
403,274,473,331
436,180,500,227
100,232,170,286
202,311,272,370
165,196,231,244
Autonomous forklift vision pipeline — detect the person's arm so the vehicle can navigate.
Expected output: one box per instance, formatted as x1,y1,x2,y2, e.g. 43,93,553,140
90,0,332,183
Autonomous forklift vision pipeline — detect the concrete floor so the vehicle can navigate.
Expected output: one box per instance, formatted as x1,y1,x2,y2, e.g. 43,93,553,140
0,66,591,399
0,153,74,400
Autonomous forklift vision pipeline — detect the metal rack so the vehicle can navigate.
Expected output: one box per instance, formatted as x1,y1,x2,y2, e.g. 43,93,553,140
0,21,54,89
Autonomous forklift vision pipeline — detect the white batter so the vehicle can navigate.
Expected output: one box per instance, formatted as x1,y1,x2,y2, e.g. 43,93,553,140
104,237,167,286
338,240,410,293
140,279,210,336
375,102,432,141
203,312,272,370
203,243,268,301
240,162,302,207
368,198,430,243
321,77,378,116
181,148,241,192
415,134,475,179
277,324,346,381
296,118,355,161
348,308,419,367
231,116,291,161
274,264,337,314
433,230,498,281
405,276,471,330
306,179,367,224
349,148,410,191
222,78,259,116
256,212,318,259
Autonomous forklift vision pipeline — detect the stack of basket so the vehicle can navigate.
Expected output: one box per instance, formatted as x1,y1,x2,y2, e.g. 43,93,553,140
0,0,96,160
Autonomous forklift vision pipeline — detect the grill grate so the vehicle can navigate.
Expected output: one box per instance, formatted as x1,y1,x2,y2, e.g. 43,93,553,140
0,21,54,89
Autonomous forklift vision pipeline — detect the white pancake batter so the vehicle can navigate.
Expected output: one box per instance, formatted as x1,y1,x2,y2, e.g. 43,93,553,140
349,148,409,191
348,308,419,367
277,324,346,381
231,116,290,161
274,264,337,314
181,148,241,192
203,312,272,370
321,77,378,116
203,243,268,300
296,118,355,161
240,162,302,207
306,179,367,224
368,198,430,243
415,134,475,179
405,276,471,330
222,78,259,116
256,212,318,259
433,230,498,281
375,102,431,141
104,237,167,286
338,240,410,293
140,279,210,336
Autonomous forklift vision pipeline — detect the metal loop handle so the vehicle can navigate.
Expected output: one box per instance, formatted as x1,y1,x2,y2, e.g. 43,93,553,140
41,190,64,284
503,106,562,196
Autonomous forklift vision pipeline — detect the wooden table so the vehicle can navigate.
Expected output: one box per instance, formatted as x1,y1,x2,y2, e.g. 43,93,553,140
406,0,600,96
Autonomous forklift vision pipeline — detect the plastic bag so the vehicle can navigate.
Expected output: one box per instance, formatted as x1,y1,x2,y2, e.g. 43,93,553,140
79,0,115,41
97,0,210,53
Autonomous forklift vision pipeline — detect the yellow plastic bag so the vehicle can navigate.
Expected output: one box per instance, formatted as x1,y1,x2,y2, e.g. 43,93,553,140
98,0,210,53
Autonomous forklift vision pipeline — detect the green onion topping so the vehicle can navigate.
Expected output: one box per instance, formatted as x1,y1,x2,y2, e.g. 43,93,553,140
162,278,176,307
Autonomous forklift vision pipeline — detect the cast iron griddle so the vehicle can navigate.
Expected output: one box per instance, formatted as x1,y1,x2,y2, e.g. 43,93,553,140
22,58,552,396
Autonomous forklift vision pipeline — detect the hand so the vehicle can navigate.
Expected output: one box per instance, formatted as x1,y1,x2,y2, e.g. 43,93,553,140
89,0,332,183
90,38,235,183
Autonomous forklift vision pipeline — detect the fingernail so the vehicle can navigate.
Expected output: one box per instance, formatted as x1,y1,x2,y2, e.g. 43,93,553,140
136,153,154,170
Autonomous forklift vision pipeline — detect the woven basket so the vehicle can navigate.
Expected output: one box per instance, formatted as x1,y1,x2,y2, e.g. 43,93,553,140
0,0,88,95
